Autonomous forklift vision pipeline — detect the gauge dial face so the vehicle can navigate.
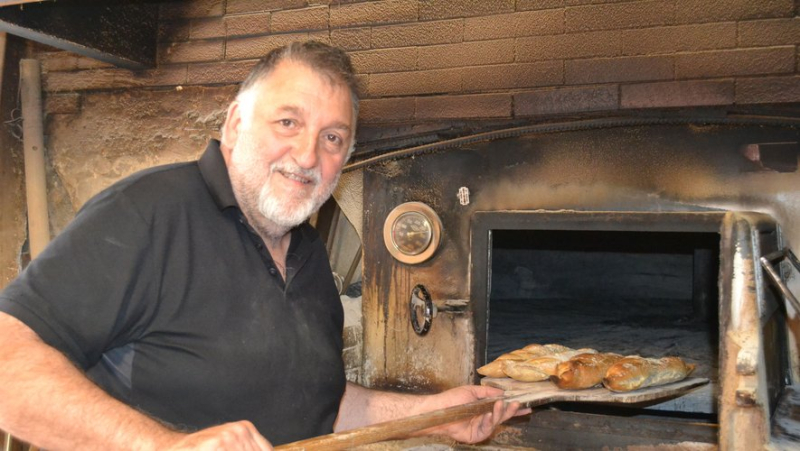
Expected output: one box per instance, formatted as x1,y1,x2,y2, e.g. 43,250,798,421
391,212,433,256
382,202,443,265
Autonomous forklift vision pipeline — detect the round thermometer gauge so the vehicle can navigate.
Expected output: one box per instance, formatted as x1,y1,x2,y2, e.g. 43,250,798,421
383,202,442,264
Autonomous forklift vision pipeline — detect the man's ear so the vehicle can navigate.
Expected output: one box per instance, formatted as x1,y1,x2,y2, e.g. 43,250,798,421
220,101,242,161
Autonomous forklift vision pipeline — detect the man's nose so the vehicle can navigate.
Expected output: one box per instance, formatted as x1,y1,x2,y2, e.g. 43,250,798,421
291,132,318,169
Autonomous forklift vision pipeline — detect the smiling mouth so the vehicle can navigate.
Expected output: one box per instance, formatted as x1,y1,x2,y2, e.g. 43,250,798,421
277,170,313,185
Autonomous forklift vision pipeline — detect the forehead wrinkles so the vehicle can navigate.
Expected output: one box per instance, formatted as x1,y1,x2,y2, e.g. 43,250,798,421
236,63,353,128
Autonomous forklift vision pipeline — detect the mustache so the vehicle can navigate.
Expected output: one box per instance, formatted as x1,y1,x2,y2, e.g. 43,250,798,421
270,161,321,185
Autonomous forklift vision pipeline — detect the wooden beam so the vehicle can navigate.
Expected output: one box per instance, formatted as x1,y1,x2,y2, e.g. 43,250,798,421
0,33,26,288
20,59,49,259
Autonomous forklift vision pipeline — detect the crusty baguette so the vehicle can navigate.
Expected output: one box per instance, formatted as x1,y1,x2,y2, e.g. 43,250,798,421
522,343,572,357
477,352,529,377
503,348,597,382
479,343,574,378
602,356,696,392
551,352,623,389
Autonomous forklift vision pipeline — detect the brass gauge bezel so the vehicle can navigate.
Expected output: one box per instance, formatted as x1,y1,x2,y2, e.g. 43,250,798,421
383,202,443,265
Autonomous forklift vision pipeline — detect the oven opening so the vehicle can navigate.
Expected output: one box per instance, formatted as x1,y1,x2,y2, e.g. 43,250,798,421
484,227,721,445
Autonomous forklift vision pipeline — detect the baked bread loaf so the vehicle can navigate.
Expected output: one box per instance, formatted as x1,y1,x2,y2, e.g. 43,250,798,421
522,343,572,357
477,351,529,377
478,343,574,378
602,356,696,392
503,348,597,382
551,352,623,389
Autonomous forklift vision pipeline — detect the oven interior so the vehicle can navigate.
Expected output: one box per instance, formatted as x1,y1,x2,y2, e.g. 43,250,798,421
487,227,720,447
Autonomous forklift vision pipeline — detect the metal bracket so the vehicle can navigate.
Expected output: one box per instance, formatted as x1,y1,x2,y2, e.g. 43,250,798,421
760,248,800,312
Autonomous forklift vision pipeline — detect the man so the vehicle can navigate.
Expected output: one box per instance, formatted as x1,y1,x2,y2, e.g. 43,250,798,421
0,41,523,450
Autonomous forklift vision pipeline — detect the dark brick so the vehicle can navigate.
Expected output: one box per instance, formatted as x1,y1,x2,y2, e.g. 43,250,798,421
418,40,514,70
622,23,736,56
43,67,187,92
371,20,463,48
419,0,514,20
518,0,564,10
226,0,306,14
675,47,795,78
738,18,800,47
354,73,369,97
159,40,225,64
369,68,463,96
359,97,416,123
159,19,192,42
566,55,673,84
462,61,563,91
566,0,675,32
44,93,81,115
351,47,418,74
186,60,259,85
464,9,564,41
308,30,332,44
330,28,371,50
226,32,309,60
736,75,800,104
160,0,223,19
416,94,511,119
516,30,621,62
621,79,734,108
40,52,78,72
676,0,794,24
225,12,271,37
330,0,417,28
76,57,114,70
566,0,631,4
514,85,619,116
191,17,226,40
272,5,329,33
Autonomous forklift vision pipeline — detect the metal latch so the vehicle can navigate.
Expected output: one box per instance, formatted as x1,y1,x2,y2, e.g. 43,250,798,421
409,285,468,336
760,248,800,312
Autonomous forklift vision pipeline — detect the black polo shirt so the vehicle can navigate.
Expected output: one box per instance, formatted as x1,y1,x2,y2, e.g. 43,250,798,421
0,140,346,445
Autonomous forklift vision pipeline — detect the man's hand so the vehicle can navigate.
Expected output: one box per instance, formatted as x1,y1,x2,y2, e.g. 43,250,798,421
162,421,273,451
419,385,531,444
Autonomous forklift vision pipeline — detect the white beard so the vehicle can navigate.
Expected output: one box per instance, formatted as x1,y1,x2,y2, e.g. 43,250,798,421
256,160,339,232
228,124,342,240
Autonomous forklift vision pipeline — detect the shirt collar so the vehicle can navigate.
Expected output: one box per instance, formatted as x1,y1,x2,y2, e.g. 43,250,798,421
198,139,238,211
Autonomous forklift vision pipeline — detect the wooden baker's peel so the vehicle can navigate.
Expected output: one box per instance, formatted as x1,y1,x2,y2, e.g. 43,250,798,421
276,377,708,451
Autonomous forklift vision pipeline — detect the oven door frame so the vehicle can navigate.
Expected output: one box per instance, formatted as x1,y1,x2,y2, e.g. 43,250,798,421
469,210,788,449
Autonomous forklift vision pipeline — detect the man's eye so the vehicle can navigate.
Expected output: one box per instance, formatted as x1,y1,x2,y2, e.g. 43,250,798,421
279,119,296,127
326,134,342,144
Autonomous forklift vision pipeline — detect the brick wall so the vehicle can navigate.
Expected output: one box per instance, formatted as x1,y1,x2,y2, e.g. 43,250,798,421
38,0,800,128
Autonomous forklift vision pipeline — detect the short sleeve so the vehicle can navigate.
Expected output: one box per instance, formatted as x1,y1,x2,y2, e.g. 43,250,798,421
0,187,158,369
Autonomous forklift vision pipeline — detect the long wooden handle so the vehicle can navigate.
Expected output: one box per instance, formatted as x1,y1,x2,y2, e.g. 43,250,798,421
275,396,503,451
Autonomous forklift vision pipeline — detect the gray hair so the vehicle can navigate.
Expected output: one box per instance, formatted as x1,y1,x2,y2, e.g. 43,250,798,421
236,41,360,158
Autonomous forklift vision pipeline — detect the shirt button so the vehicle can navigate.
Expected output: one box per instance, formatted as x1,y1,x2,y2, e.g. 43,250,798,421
268,267,278,276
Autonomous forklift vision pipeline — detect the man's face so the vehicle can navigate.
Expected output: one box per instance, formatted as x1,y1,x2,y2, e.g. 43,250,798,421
221,60,355,237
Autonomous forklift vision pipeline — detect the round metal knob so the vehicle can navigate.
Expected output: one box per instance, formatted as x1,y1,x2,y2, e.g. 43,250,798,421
410,284,433,336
